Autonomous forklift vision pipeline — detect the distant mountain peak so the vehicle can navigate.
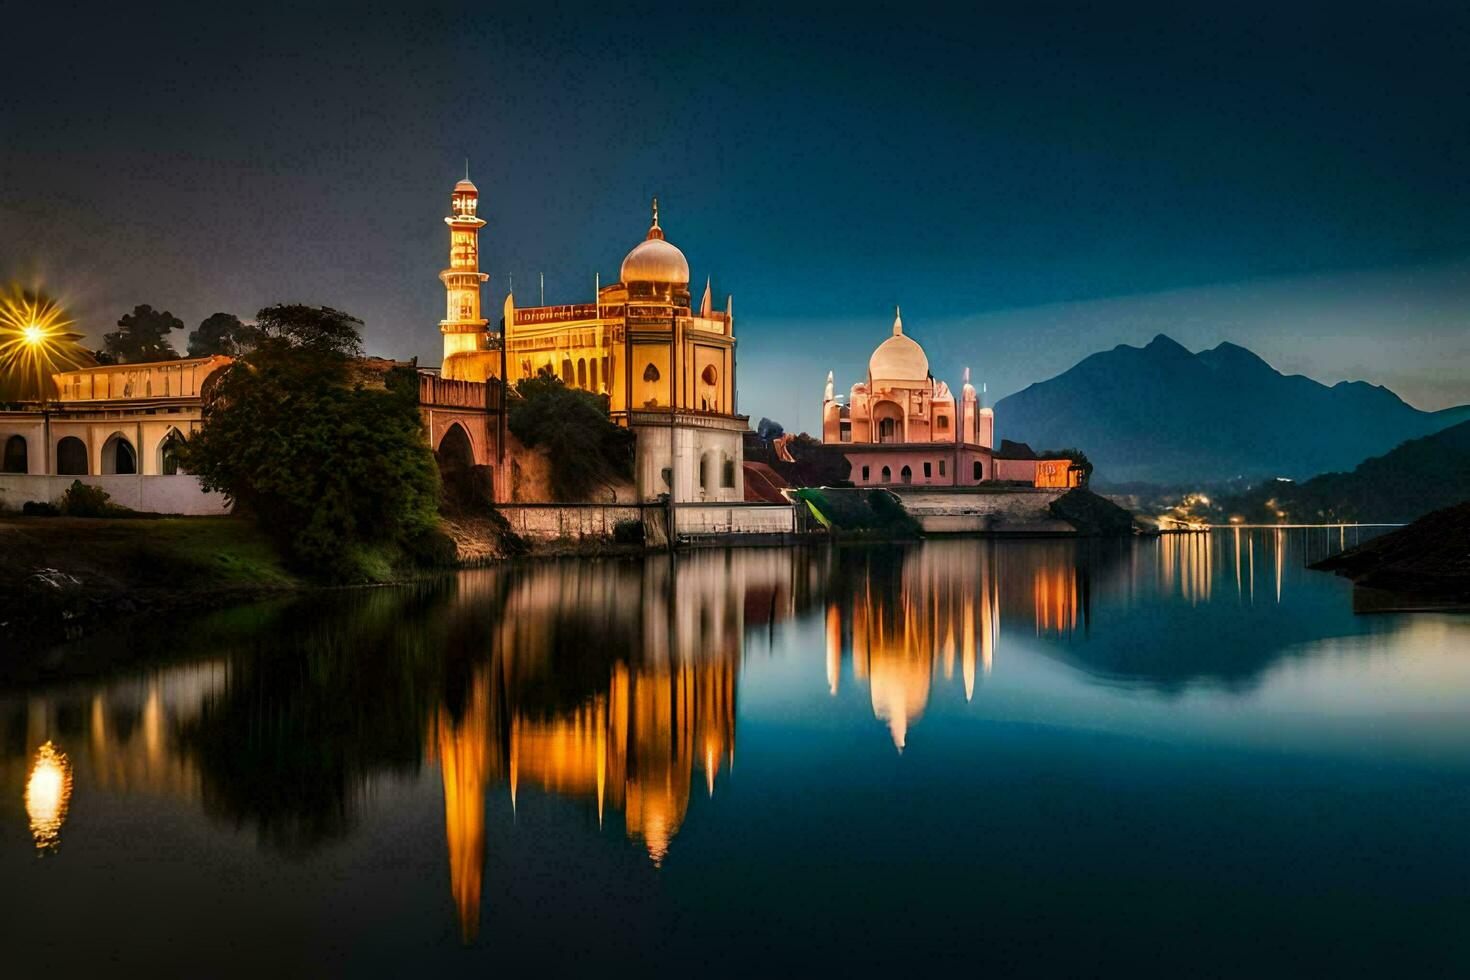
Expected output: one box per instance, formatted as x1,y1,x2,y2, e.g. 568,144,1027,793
995,335,1460,486
1144,333,1190,354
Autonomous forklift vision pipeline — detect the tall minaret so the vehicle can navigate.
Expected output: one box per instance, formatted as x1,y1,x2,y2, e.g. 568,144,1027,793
439,176,489,364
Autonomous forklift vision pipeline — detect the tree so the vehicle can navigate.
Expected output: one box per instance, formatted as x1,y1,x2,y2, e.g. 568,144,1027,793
507,370,635,501
178,305,441,581
254,304,364,357
756,416,785,441
103,304,183,362
188,312,259,357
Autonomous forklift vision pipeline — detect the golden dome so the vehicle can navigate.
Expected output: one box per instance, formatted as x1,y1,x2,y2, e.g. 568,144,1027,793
454,179,478,193
620,197,690,285
868,306,929,382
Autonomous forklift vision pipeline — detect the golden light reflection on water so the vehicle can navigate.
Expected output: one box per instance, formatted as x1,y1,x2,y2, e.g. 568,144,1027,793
6,530,1401,945
26,742,73,852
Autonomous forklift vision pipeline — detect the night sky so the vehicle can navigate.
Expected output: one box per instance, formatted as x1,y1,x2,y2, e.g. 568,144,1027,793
3,2,1468,431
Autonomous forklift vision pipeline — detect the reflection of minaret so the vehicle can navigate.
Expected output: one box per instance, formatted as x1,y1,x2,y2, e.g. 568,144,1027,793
434,669,490,944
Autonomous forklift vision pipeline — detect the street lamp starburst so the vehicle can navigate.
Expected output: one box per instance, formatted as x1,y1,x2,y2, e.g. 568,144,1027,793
0,287,93,401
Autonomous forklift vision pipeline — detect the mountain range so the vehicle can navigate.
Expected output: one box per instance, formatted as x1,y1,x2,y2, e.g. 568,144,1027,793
995,335,1470,486
1218,420,1470,525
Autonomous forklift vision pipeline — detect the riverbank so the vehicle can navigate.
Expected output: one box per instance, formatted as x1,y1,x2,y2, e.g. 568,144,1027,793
0,516,308,663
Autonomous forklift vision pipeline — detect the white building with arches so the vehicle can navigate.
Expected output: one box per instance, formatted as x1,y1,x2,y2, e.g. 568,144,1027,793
0,356,235,514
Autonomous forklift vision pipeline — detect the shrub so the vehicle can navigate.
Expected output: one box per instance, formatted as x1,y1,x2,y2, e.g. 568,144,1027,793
59,480,128,517
401,524,459,568
22,500,61,517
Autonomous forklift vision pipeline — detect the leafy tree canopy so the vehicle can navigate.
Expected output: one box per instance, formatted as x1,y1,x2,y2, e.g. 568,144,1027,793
178,306,440,581
756,416,785,441
254,304,364,358
188,312,260,357
507,370,635,501
103,304,182,363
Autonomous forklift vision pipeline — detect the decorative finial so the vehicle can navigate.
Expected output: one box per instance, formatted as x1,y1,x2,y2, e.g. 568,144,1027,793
465,158,469,181
647,196,665,241
893,305,903,336
963,366,971,384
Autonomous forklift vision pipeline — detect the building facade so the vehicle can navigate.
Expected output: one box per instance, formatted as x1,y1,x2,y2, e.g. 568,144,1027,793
436,181,745,504
0,357,235,514
821,310,1078,489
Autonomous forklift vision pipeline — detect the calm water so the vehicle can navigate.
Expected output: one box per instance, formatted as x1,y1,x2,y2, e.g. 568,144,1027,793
5,530,1470,975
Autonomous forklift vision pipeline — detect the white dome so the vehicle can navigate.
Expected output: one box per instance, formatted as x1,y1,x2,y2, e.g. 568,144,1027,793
868,307,929,381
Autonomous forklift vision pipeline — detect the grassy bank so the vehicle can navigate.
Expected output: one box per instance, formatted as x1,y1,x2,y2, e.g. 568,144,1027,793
0,515,308,660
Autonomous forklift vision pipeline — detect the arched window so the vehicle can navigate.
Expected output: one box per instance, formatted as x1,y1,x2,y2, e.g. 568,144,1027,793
590,359,600,392
878,418,897,442
721,457,736,488
3,435,26,474
900,465,912,484
561,358,574,384
56,437,88,475
102,433,136,475
577,359,588,388
643,363,661,382
880,465,891,483
861,465,870,482
973,460,982,481
159,429,186,475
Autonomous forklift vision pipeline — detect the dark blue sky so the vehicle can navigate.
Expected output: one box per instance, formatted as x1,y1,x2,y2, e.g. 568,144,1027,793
3,2,1468,428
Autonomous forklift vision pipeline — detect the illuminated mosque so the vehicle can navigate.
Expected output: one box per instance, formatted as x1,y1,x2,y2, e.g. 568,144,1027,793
821,309,1077,489
435,178,746,504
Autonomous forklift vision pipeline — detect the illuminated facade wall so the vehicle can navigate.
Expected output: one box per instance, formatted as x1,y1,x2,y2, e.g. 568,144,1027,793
436,184,746,503
821,311,1022,487
0,355,235,513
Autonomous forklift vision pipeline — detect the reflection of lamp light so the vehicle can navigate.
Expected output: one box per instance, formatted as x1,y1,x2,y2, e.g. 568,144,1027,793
26,741,73,852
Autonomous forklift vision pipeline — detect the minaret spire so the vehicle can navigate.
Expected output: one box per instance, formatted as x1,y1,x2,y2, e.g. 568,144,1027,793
700,276,713,316
893,305,904,336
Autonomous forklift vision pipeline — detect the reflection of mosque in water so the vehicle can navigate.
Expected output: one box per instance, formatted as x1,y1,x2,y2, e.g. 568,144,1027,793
823,541,1095,751
19,535,1337,943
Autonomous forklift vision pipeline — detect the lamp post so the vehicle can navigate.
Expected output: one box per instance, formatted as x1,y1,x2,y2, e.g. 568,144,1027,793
22,324,52,474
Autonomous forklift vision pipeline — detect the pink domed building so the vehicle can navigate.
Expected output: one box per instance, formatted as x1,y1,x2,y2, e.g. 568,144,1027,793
821,309,1075,488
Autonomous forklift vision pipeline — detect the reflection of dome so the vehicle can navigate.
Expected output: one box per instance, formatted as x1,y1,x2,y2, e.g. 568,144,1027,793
869,307,929,381
621,198,690,285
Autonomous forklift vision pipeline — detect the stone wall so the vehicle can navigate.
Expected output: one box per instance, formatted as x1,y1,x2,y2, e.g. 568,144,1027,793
496,501,798,546
892,487,1073,534
0,474,232,516
674,503,798,537
496,503,663,545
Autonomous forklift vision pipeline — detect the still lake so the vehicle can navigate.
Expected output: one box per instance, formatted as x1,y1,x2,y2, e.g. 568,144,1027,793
5,530,1470,975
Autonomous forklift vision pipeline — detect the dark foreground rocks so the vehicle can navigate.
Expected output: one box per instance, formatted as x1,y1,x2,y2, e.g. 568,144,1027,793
1311,501,1470,602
